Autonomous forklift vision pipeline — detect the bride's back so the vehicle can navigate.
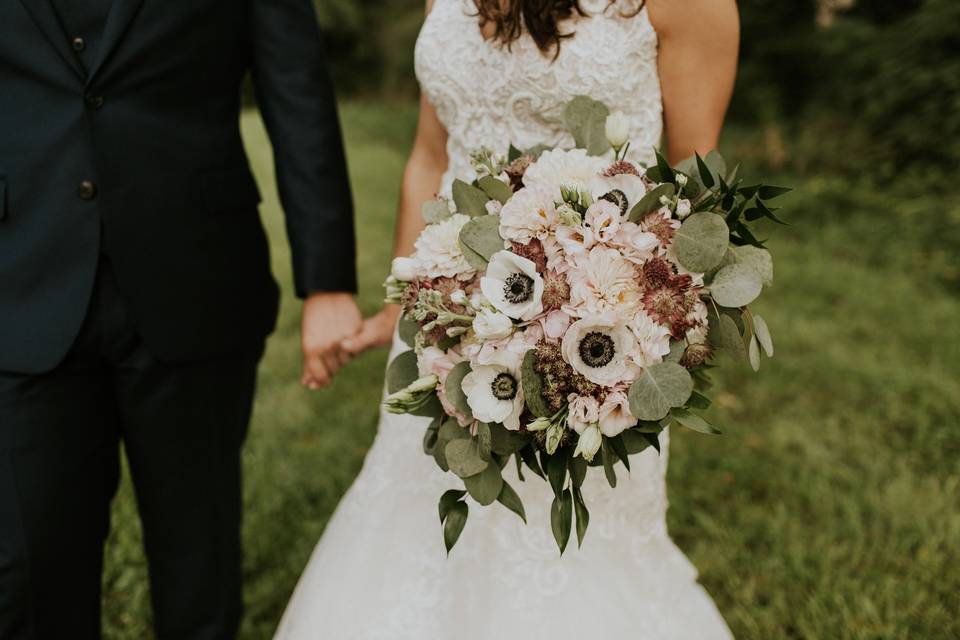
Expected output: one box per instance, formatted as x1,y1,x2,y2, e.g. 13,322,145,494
415,0,662,192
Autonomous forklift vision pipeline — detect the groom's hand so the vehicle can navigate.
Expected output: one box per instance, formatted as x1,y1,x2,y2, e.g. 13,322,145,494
301,292,363,390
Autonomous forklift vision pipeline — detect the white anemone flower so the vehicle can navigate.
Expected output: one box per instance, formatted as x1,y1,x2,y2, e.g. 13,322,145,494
480,251,545,321
589,173,648,217
561,315,637,387
461,364,525,431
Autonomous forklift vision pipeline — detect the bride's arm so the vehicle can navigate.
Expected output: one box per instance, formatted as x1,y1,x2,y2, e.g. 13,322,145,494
342,77,450,355
647,0,740,164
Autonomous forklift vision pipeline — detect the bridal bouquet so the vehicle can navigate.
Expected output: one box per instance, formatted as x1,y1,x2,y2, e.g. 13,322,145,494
383,97,789,553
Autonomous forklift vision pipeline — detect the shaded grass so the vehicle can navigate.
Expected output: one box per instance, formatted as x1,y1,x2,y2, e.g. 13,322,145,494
102,103,960,639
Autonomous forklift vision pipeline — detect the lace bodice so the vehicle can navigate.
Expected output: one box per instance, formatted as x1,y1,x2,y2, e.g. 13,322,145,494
415,0,663,195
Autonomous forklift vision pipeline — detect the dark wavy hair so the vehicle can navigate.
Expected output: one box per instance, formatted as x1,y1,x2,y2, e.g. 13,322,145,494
473,0,645,56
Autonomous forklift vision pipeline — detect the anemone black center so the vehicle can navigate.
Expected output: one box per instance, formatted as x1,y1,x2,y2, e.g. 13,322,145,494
503,273,534,304
491,373,518,400
579,332,616,368
600,189,628,217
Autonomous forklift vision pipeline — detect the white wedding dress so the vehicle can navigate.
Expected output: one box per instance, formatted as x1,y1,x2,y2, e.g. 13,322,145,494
275,1,733,638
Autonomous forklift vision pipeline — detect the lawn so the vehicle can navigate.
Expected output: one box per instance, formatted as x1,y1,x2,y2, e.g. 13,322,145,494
102,102,960,639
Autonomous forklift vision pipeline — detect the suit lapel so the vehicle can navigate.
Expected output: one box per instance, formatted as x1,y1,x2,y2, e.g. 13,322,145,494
87,0,144,84
19,0,86,82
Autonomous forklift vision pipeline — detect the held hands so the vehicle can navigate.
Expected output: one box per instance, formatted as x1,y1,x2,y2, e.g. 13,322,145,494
301,296,401,390
301,292,363,390
341,305,402,359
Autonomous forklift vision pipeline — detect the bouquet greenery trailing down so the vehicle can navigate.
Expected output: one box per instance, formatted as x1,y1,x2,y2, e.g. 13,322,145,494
383,96,790,553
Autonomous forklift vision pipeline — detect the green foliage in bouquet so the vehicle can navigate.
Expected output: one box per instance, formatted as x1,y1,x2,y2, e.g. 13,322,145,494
384,97,791,554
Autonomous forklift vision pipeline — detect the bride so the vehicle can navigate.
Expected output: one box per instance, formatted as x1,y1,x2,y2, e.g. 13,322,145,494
276,0,739,637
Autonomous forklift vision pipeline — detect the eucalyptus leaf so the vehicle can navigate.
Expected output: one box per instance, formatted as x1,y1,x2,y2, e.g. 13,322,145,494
478,176,513,204
521,350,552,418
725,245,774,287
476,422,493,461
410,394,444,419
671,408,721,435
443,501,468,554
753,315,775,357
439,489,466,523
709,310,747,362
444,361,473,419
673,213,730,273
452,179,491,217
421,199,452,224
748,335,761,371
628,362,695,421
458,214,505,271
572,486,590,548
445,439,490,479
489,422,529,456
496,480,527,523
710,263,764,308
563,96,611,156
628,183,676,222
550,490,573,554
398,315,419,348
423,418,440,455
385,350,419,394
665,340,686,364
463,462,503,506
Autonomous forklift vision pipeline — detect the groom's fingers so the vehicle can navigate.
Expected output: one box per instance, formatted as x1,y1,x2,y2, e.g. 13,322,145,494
304,355,331,389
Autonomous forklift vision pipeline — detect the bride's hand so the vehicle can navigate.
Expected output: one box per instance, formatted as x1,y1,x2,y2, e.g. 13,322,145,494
341,305,403,357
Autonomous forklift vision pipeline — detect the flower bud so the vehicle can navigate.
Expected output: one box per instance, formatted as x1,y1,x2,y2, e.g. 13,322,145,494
390,257,421,282
545,423,565,455
573,424,603,462
449,289,468,306
526,416,552,432
675,173,689,187
676,198,692,219
472,309,515,341
605,111,631,150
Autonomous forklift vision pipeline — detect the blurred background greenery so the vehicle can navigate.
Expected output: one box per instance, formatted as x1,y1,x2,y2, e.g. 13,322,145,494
104,1,960,638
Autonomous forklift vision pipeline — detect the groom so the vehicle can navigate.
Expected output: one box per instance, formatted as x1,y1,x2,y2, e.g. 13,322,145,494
0,0,359,638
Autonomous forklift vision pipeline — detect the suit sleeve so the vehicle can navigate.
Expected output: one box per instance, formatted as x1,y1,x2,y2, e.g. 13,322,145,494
250,0,357,297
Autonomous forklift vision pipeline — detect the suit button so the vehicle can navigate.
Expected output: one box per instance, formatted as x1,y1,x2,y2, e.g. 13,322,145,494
72,37,86,52
85,94,104,110
78,181,98,201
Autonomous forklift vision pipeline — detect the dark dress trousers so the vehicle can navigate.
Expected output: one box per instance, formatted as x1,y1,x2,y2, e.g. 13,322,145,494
0,0,355,638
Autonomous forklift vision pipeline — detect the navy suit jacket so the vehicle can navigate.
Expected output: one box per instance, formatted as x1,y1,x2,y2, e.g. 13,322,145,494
0,0,356,374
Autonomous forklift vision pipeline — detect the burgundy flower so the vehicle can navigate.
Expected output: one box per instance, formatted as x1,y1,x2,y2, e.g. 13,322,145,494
602,160,641,178
510,238,548,273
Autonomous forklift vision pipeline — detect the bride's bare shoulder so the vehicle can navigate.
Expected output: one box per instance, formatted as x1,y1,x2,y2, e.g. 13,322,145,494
645,0,739,39
425,0,436,14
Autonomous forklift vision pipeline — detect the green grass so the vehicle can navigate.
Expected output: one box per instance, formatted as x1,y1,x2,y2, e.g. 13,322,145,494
102,102,960,639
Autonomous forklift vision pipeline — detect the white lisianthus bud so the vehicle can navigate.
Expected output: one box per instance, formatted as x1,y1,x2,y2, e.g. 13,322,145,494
545,423,565,455
573,424,603,462
472,308,515,341
675,173,689,187
605,111,631,150
676,199,692,219
390,257,421,282
526,416,553,432
659,195,672,207
449,289,468,306
556,203,582,227
408,374,440,393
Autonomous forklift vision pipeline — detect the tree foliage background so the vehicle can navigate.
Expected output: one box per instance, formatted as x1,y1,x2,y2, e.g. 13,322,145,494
312,0,960,172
